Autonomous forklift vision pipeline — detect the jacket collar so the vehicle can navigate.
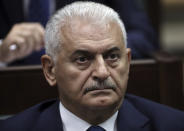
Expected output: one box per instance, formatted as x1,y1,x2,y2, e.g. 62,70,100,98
32,100,63,131
117,98,151,131
32,97,151,131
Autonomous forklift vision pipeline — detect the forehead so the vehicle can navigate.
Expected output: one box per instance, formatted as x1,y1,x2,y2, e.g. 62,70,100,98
60,18,125,53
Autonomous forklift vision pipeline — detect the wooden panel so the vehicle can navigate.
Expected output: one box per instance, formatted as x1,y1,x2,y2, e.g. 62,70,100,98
0,66,58,114
128,60,160,102
154,52,184,110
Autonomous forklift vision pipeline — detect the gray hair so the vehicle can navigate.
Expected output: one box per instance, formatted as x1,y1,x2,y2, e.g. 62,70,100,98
45,1,127,62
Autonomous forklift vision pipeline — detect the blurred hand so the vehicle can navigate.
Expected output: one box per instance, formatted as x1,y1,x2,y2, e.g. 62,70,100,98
0,23,45,63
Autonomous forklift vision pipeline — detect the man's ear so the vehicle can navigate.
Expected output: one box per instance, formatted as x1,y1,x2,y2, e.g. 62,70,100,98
126,48,131,75
126,48,131,63
41,55,56,86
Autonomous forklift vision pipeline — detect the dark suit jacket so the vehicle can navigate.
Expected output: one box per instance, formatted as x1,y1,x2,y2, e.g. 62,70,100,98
1,94,184,131
0,0,158,65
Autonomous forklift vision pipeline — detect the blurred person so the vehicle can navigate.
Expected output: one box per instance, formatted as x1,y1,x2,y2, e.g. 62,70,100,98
0,0,158,66
0,2,183,131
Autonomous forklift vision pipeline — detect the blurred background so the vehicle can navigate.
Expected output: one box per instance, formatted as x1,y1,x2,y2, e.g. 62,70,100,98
160,0,184,94
143,0,184,94
142,0,184,55
161,0,184,56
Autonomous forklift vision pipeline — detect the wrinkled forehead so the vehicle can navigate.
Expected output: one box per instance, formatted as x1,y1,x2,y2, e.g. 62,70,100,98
60,16,124,45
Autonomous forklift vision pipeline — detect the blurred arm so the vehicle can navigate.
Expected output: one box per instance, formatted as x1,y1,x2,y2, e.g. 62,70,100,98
0,23,45,63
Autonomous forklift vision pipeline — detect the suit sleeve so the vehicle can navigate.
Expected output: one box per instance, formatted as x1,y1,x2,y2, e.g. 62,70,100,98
107,0,159,59
0,0,10,38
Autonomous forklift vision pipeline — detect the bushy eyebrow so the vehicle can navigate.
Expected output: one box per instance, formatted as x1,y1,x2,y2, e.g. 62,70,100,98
71,47,121,57
71,50,92,57
103,47,121,55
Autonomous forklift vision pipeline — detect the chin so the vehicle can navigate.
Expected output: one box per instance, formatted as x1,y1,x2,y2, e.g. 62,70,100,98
86,96,120,110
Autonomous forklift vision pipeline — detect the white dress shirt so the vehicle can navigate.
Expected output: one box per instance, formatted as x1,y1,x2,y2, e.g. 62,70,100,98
59,102,118,131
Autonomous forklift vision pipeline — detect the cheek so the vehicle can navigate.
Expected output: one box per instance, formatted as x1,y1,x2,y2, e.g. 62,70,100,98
56,63,92,95
109,61,129,93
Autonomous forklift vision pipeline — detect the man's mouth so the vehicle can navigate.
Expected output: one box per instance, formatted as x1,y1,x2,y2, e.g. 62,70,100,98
84,86,116,94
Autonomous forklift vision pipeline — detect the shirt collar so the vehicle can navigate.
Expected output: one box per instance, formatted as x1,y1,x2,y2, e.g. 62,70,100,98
59,102,118,131
99,111,118,131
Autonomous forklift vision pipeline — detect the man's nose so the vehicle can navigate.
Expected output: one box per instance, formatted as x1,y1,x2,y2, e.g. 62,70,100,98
92,56,110,81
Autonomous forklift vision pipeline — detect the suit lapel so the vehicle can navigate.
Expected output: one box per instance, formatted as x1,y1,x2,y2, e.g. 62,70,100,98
2,0,24,24
33,100,63,131
117,99,151,131
28,97,151,131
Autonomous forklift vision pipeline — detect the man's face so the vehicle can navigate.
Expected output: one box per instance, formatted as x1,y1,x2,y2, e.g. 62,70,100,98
54,20,131,112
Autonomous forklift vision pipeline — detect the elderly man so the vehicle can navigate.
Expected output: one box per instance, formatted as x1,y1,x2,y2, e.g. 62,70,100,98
0,1,184,131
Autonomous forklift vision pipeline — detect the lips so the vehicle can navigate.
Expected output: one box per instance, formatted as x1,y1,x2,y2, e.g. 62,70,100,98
84,86,115,94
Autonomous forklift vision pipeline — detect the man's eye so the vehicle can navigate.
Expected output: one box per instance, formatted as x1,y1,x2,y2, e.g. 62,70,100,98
76,56,89,64
106,53,120,61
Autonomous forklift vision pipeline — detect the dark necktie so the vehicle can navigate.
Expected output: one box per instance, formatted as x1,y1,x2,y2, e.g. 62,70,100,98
28,0,50,27
87,126,106,131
